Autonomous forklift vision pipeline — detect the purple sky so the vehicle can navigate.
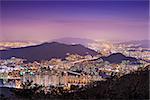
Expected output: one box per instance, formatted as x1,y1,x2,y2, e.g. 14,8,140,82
0,1,149,42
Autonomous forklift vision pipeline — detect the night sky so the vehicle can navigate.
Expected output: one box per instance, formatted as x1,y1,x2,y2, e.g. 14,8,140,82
0,1,149,42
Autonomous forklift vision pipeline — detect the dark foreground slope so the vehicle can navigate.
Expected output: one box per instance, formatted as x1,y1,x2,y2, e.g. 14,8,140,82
0,42,98,62
59,66,149,99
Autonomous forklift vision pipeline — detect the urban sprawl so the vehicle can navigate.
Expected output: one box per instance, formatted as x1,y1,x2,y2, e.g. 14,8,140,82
0,41,149,93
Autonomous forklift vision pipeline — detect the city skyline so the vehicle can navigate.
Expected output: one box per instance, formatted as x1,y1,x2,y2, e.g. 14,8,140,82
0,1,149,99
0,1,149,42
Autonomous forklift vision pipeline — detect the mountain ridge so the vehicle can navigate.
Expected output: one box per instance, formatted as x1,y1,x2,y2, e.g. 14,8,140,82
0,42,98,62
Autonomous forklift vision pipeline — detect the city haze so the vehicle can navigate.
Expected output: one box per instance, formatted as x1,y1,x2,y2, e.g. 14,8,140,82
0,1,149,42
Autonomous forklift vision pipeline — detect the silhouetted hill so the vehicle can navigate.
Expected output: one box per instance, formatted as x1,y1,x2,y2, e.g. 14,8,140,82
101,53,138,64
0,42,98,62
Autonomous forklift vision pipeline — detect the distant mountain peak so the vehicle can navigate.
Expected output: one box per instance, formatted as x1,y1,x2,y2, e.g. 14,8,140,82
108,53,126,58
52,37,95,46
